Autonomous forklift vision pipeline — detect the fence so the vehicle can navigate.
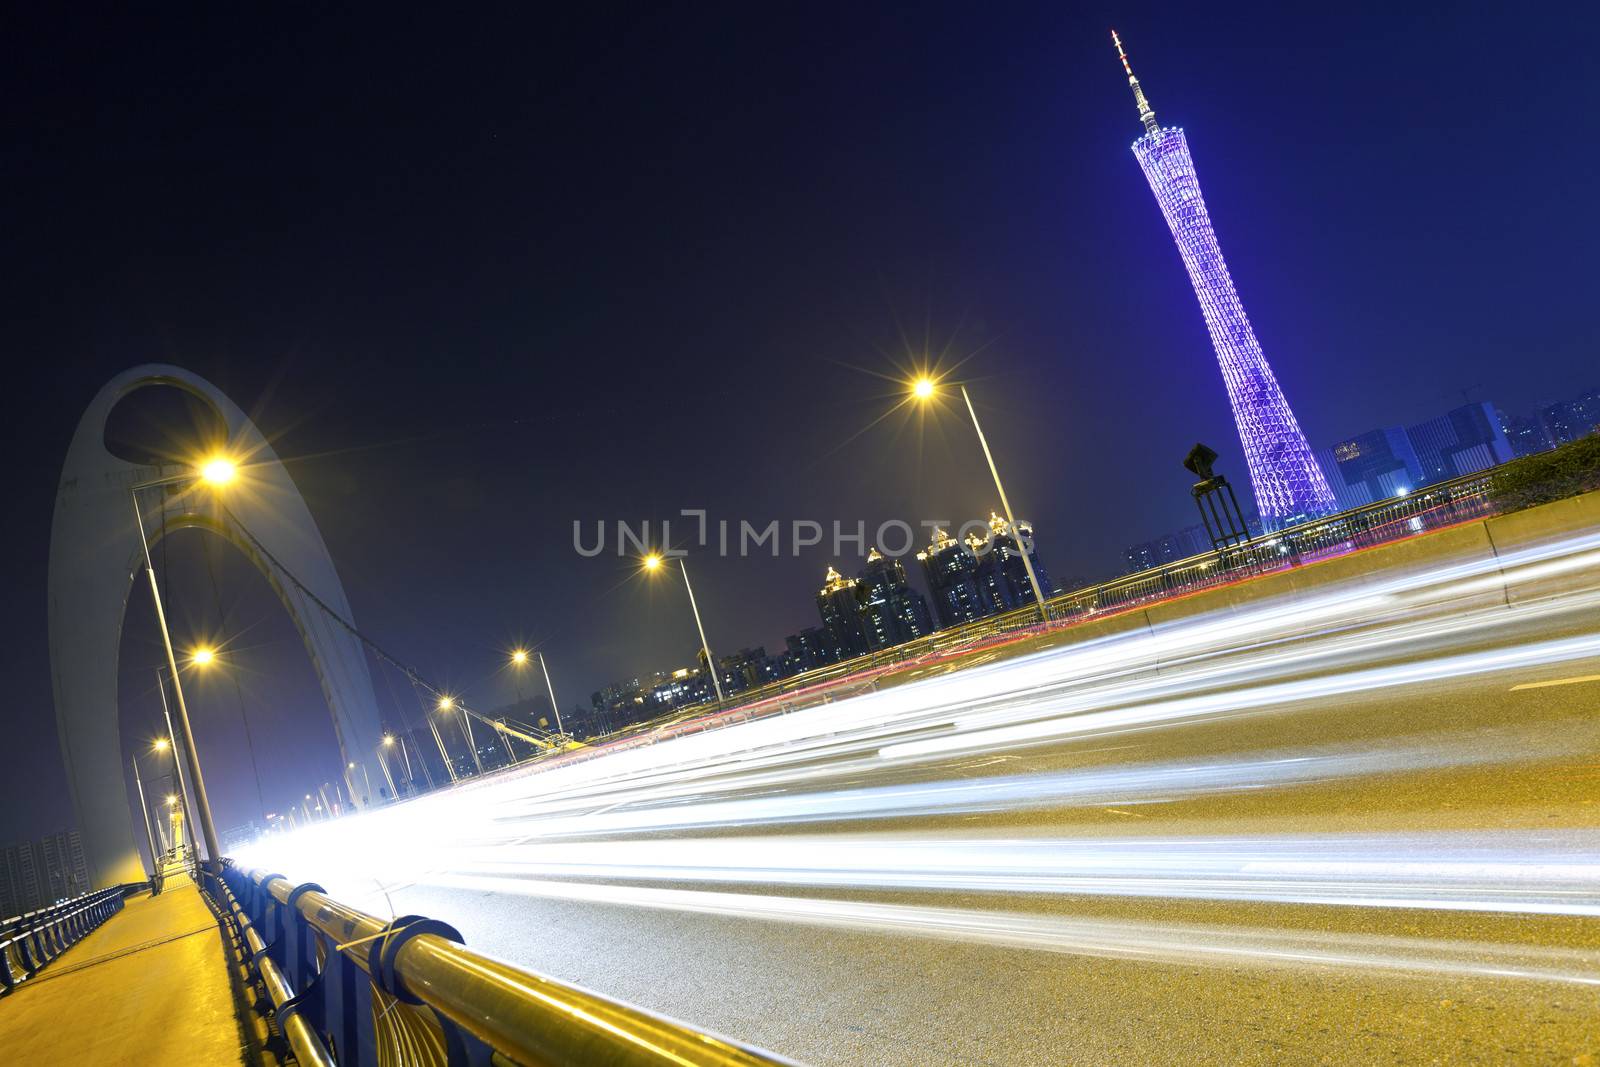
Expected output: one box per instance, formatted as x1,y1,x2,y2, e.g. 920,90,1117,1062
0,885,129,994
207,863,797,1066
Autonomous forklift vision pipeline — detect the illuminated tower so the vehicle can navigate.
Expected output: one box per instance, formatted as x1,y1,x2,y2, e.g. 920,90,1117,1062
1112,31,1336,528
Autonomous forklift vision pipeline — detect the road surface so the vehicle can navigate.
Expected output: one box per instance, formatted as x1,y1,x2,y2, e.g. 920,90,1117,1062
251,528,1600,1065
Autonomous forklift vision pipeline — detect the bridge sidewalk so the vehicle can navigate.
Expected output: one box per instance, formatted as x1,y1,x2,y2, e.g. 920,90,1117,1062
0,872,253,1065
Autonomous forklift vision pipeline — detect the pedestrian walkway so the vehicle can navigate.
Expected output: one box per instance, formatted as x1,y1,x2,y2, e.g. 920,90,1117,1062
0,872,252,1065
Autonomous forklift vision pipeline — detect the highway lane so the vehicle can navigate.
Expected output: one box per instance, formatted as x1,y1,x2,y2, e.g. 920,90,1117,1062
246,532,1600,1064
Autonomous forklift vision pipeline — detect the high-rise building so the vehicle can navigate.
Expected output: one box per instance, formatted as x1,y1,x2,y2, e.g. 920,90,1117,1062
1315,428,1424,511
917,528,987,628
1540,388,1600,445
1405,402,1513,483
970,513,1054,612
0,829,89,916
816,566,870,659
1500,410,1554,459
857,548,934,650
784,627,841,673
1112,32,1337,529
1125,523,1213,573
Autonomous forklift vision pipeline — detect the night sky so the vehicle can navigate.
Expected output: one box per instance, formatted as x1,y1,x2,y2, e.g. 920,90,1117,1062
4,5,1597,842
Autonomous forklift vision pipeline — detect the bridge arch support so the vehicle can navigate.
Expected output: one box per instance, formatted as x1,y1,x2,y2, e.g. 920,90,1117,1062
48,364,385,888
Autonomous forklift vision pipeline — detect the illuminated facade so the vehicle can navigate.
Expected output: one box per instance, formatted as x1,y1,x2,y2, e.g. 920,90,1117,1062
1113,32,1336,528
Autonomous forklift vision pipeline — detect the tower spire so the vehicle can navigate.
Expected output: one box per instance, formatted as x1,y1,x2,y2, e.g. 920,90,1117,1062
1111,29,1159,136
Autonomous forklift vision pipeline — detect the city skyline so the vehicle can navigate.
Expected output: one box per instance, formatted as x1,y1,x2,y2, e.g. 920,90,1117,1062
4,8,1599,846
4,10,1599,1063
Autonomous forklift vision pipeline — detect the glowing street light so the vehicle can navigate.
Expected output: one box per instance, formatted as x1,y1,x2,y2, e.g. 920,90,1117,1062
909,376,1048,622
382,734,395,747
190,646,216,668
642,552,725,704
435,694,483,777
198,457,237,486
128,454,241,874
152,737,170,753
509,646,566,740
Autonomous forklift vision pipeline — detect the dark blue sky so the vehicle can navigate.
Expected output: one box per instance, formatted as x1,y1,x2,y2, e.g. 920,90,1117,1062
4,4,1597,839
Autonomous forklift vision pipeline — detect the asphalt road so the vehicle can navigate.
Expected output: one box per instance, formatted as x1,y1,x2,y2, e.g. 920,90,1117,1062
272,536,1600,1065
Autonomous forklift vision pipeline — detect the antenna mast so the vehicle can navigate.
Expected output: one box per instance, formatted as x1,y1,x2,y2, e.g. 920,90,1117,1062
1112,30,1159,135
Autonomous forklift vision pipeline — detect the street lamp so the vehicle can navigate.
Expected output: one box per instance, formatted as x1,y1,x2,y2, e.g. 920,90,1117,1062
128,750,162,882
510,647,566,738
130,455,239,873
642,552,725,704
346,759,372,803
909,378,1049,622
190,646,217,667
437,695,484,777
152,668,199,866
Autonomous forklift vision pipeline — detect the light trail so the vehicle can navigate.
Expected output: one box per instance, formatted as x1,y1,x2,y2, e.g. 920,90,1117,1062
362,877,1600,988
236,527,1600,990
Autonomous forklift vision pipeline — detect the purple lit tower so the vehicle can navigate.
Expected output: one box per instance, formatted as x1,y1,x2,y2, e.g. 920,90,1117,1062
1112,31,1336,528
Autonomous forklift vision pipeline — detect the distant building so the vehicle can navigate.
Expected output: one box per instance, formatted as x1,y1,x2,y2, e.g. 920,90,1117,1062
1125,524,1212,573
917,528,987,628
0,829,89,916
718,647,782,692
1540,388,1600,446
784,627,841,674
1500,410,1554,459
856,548,934,650
650,665,713,710
816,566,870,659
1405,402,1513,483
970,513,1054,612
1315,427,1424,511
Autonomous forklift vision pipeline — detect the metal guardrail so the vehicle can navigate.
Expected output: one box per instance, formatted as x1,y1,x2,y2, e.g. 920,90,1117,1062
584,469,1502,748
211,862,799,1066
0,885,128,995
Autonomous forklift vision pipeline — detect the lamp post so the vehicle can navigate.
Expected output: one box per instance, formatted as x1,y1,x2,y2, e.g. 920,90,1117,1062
438,696,484,777
129,752,161,882
346,760,373,804
512,647,566,739
910,378,1049,622
377,737,400,799
642,553,724,704
152,678,199,864
130,457,237,873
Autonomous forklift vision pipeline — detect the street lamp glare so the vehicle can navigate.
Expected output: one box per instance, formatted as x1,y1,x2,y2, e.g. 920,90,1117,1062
912,377,936,400
198,457,237,486
191,646,216,667
642,552,663,572
165,794,178,806
382,734,395,746
437,695,455,712
511,649,529,666
152,737,170,753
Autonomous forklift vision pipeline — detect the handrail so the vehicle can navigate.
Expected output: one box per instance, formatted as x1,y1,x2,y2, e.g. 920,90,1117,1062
0,884,127,994
221,863,800,1066
199,868,335,1067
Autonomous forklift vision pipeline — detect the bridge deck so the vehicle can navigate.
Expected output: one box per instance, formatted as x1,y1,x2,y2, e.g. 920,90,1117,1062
0,872,250,1065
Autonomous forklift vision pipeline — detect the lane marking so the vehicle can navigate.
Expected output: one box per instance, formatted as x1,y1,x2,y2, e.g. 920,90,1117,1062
1510,674,1600,692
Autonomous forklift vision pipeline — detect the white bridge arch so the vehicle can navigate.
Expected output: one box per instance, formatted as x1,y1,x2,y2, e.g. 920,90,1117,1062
48,364,384,887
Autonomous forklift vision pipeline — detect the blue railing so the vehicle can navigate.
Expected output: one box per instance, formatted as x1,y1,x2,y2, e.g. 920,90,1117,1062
0,885,128,994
